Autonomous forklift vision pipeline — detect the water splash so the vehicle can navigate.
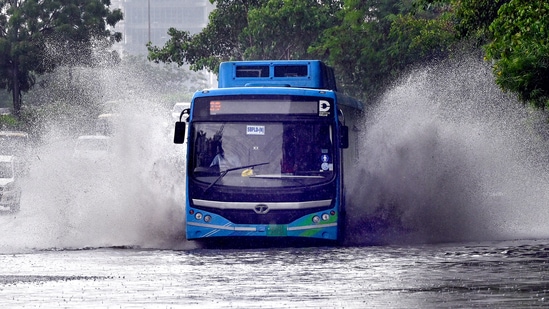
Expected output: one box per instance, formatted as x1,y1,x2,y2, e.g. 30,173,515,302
0,49,204,252
346,57,549,245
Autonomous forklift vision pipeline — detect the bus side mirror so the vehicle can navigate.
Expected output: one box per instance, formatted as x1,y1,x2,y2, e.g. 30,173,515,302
174,122,186,144
339,126,349,149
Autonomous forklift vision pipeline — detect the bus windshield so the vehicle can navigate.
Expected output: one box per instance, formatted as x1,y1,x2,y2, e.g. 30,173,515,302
191,121,335,187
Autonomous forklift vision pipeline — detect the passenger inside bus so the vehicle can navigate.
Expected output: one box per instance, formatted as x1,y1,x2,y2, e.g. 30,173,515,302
281,124,331,174
209,144,241,171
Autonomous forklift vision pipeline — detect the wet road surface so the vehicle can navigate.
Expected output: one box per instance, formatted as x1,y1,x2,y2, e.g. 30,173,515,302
0,240,548,308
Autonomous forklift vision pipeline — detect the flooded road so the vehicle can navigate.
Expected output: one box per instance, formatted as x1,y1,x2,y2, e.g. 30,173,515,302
0,240,548,308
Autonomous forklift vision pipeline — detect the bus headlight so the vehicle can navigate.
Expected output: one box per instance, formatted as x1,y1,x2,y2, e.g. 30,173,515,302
321,213,330,221
195,213,203,220
312,216,320,224
204,215,212,223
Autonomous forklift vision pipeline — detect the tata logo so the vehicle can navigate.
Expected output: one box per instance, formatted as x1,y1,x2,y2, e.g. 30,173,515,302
253,204,270,214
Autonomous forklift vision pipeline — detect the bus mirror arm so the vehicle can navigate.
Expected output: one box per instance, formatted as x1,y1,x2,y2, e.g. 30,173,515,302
339,126,349,149
174,122,186,144
174,108,191,144
179,108,190,122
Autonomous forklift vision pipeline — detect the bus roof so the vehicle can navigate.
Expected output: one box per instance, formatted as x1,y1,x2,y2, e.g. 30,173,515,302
218,60,338,91
214,60,364,111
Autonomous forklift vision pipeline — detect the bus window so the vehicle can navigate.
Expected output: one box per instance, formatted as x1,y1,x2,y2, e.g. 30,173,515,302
235,65,269,77
274,65,308,77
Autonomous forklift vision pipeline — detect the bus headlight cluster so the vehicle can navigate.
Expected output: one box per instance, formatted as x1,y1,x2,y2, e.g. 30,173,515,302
312,213,331,224
191,211,212,223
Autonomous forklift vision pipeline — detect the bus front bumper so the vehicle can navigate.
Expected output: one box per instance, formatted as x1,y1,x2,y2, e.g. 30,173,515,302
186,210,339,240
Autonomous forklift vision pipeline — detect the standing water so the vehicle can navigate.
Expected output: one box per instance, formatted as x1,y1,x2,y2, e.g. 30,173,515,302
0,56,548,307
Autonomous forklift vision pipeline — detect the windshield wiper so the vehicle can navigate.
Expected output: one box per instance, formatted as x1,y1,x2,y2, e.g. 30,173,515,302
203,162,270,193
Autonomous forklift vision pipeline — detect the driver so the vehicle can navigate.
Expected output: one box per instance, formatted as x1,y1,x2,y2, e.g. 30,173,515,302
210,145,241,171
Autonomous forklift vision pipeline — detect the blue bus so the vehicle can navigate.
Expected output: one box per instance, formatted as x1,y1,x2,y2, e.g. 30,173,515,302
174,60,363,246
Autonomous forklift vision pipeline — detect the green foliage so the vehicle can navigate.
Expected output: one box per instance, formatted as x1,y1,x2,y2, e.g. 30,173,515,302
485,0,549,109
148,0,340,73
0,0,123,117
453,0,509,45
310,0,455,100
0,114,20,130
242,0,341,60
303,1,389,99
388,10,456,71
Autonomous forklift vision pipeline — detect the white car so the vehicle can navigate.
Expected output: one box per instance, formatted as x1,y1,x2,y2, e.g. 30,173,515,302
0,155,21,213
95,113,119,136
0,130,29,156
73,135,112,161
171,102,190,122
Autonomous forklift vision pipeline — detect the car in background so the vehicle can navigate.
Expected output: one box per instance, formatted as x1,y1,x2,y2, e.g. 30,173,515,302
0,130,29,156
0,155,21,213
95,113,119,136
73,135,112,161
171,102,190,122
0,130,31,176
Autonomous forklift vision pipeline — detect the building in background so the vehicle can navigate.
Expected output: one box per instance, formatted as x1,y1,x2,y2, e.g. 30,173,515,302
110,0,214,56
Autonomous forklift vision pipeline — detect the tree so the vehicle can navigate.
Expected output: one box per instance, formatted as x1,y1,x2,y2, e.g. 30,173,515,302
148,0,341,73
485,0,549,109
148,0,264,73
242,0,341,60
310,0,422,100
453,0,509,45
0,0,123,117
386,2,456,80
